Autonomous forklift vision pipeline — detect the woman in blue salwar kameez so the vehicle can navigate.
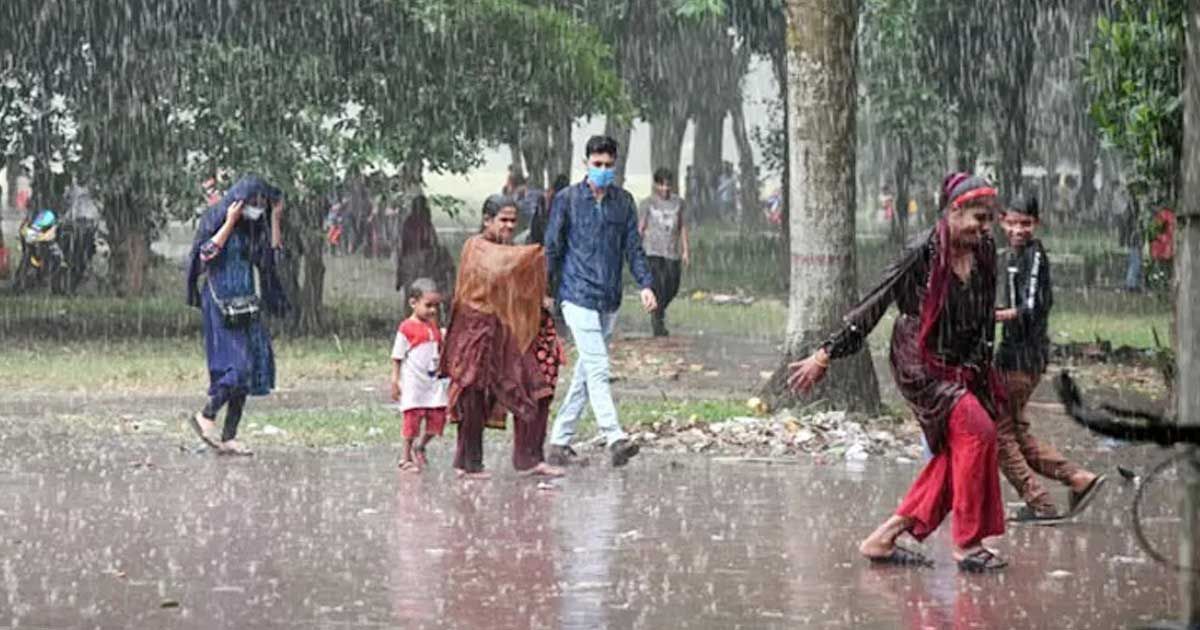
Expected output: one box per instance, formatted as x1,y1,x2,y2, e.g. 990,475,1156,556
186,175,289,455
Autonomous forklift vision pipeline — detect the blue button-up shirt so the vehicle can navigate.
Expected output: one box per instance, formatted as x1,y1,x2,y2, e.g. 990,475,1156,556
544,179,654,313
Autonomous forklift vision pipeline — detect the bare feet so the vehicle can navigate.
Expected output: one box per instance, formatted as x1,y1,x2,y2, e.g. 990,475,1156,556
455,469,492,480
413,447,428,470
397,459,420,474
522,462,565,477
217,440,254,456
1068,470,1098,493
858,515,915,559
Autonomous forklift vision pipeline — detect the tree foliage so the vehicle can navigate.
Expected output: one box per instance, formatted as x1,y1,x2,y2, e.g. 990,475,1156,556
1085,0,1185,205
1,0,626,304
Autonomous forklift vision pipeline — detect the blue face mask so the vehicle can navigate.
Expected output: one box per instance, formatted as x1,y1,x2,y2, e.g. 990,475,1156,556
588,165,615,188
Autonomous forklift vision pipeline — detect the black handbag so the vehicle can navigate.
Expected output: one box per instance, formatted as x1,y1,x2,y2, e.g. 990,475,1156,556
208,278,261,328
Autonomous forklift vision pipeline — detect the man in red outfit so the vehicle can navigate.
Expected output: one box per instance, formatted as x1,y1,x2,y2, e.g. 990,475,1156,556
790,173,1008,572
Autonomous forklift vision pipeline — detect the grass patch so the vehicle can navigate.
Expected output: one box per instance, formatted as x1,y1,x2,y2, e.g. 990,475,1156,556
617,293,786,340
247,407,398,448
0,336,390,392
227,398,752,449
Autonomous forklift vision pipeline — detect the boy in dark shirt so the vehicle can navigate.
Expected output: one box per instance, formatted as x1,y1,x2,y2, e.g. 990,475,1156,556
995,196,1105,523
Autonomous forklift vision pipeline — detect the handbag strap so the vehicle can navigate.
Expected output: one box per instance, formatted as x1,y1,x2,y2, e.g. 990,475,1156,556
207,274,224,308
204,248,262,305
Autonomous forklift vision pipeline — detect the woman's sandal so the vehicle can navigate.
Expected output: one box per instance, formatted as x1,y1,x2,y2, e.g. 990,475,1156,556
957,548,1007,573
868,545,933,568
189,412,221,449
1068,475,1107,517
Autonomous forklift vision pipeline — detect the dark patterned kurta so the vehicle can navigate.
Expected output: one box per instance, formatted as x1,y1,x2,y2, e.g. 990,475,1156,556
821,228,1000,453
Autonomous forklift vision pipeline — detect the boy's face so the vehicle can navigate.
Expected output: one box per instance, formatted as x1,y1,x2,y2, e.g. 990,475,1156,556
1000,210,1038,249
410,292,443,323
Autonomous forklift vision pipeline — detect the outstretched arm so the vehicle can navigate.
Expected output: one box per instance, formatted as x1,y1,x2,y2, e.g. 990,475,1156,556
789,234,927,392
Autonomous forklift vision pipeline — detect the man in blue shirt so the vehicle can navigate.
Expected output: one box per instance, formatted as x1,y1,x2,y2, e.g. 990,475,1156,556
544,135,657,468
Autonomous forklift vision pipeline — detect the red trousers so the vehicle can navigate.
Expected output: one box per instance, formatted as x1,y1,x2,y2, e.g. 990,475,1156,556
896,393,1005,548
454,387,551,473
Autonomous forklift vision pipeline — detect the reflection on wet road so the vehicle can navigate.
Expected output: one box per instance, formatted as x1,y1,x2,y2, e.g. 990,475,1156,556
0,422,1180,629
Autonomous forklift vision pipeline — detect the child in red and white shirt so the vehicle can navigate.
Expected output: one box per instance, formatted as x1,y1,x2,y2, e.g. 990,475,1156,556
390,278,448,472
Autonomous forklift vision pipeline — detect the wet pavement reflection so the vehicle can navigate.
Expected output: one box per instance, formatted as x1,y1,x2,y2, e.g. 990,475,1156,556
0,420,1181,629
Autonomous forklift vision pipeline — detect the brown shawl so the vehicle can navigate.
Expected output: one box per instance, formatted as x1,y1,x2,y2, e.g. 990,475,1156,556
440,236,555,428
451,236,546,354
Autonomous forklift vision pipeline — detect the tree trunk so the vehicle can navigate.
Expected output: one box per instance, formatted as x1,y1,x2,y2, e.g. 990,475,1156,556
1076,132,1100,223
1176,3,1200,622
604,117,633,188
650,108,689,191
779,69,792,283
766,0,880,414
997,92,1030,201
731,99,761,232
550,114,574,183
507,143,524,178
891,138,913,246
102,191,153,297
4,159,19,210
954,107,980,173
691,108,725,223
296,202,327,334
400,158,424,193
520,124,550,189
3,158,18,243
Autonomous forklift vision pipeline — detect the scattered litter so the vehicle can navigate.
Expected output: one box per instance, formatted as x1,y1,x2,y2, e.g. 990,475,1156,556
260,424,286,436
629,408,920,459
844,442,869,462
1047,570,1073,579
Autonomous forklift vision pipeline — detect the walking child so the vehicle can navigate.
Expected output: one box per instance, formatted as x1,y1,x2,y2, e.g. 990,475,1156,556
994,196,1105,522
391,278,448,472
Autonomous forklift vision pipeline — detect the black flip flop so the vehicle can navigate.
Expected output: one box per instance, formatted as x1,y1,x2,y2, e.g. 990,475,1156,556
868,545,933,568
1008,505,1067,526
1068,475,1108,517
957,548,1007,573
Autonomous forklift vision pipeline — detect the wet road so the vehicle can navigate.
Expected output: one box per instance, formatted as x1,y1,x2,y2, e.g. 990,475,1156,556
0,417,1183,629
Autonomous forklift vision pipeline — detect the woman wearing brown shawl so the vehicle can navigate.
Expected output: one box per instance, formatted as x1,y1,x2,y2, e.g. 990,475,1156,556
439,195,565,479
790,173,1008,572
